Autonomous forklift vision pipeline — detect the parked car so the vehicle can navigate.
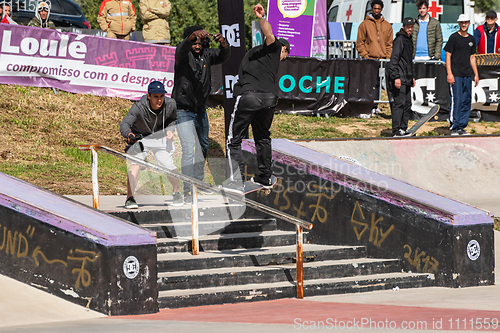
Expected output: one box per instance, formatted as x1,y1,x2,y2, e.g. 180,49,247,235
11,0,91,29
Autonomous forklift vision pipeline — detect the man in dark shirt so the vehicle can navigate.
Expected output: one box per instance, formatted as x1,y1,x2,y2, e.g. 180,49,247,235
387,17,416,137
171,25,230,203
224,3,290,193
444,14,479,135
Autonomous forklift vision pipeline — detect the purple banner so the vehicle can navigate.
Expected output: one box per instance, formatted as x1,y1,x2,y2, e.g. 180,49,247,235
0,24,174,100
311,0,327,59
267,0,316,57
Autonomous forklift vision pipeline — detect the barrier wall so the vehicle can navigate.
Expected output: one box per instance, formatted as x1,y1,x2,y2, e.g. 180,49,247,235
242,139,495,287
0,172,158,315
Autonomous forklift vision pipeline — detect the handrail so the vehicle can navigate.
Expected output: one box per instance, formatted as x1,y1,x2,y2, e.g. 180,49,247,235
79,144,313,299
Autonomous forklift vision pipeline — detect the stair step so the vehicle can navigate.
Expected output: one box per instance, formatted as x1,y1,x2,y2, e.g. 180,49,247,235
156,230,304,253
141,218,277,238
158,272,434,308
158,258,401,291
157,244,366,272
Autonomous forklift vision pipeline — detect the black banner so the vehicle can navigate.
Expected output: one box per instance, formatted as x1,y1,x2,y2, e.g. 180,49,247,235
412,62,450,114
275,57,379,116
217,0,246,139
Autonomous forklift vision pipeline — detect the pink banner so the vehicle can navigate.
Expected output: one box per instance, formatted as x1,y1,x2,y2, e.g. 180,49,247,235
0,23,174,100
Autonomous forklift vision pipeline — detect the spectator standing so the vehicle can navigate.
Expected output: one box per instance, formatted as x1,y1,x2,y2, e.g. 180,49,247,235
444,14,479,135
172,25,230,203
28,1,55,29
1,3,17,24
412,0,443,60
97,0,136,40
474,10,500,54
224,3,290,193
356,0,393,113
120,81,182,209
386,17,416,137
140,0,171,45
356,0,393,59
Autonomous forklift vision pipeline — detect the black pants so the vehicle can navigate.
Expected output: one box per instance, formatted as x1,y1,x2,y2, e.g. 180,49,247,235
390,84,411,135
226,91,277,181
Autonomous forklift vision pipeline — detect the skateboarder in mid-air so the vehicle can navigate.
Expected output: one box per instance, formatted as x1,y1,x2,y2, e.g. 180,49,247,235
386,17,416,137
224,3,290,194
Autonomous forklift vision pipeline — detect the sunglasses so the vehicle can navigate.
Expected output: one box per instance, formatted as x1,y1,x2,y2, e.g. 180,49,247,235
38,8,48,12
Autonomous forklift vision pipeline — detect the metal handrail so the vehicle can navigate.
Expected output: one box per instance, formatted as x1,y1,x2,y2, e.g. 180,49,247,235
79,144,313,299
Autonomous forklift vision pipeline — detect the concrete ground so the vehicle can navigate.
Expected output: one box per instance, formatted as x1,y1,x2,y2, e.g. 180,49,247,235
0,229,498,332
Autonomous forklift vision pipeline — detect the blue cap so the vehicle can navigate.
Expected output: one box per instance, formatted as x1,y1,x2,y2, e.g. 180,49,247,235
148,81,166,94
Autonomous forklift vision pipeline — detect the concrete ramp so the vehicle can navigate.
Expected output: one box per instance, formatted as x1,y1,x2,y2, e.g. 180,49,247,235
296,136,500,216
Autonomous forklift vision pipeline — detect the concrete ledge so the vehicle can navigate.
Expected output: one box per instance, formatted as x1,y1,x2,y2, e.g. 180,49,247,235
0,172,158,315
242,139,495,287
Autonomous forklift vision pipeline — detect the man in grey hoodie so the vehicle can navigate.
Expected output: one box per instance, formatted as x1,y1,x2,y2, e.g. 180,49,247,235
120,81,182,208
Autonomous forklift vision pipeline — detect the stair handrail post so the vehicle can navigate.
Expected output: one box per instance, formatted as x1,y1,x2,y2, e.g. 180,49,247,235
191,184,199,255
296,225,304,299
90,146,100,210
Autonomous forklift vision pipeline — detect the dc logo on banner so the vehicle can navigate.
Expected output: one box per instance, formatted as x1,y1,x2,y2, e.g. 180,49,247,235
222,24,241,47
225,75,239,98
412,78,437,114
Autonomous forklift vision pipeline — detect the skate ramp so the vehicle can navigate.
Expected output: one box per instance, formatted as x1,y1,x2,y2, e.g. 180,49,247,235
296,135,500,216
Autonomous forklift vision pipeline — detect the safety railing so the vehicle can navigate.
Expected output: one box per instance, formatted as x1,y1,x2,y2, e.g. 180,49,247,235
79,144,313,299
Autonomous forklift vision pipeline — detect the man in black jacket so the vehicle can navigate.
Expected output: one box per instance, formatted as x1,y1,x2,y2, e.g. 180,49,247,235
120,81,181,209
172,25,230,203
386,17,416,137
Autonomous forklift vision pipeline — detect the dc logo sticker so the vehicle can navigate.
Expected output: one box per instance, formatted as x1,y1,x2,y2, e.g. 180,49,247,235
466,240,480,261
225,75,239,98
222,24,240,47
123,256,140,279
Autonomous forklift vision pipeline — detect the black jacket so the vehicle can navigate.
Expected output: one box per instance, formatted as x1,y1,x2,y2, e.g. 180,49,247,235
171,37,230,110
386,28,414,86
120,95,177,139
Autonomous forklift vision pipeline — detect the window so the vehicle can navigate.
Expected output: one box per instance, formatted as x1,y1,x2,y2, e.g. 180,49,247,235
328,5,339,22
402,0,464,23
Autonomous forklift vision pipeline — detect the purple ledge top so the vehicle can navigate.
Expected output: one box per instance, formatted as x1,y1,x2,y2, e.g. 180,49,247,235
242,139,493,226
0,172,156,247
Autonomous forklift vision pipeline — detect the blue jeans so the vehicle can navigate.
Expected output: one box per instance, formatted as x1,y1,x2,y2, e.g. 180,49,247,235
176,106,209,195
449,76,472,131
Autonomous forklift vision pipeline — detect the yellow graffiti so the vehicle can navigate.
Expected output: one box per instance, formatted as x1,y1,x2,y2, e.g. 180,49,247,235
67,249,99,288
403,244,439,274
306,184,339,223
0,224,99,289
293,201,307,220
32,246,68,267
351,201,394,247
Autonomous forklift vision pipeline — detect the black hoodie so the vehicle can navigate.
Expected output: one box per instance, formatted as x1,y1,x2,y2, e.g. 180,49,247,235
386,28,415,86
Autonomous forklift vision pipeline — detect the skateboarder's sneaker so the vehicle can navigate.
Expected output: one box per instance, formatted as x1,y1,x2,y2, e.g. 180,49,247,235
220,181,245,194
184,194,192,204
393,129,408,137
172,192,184,206
451,129,460,136
251,175,273,189
458,129,470,135
125,196,138,209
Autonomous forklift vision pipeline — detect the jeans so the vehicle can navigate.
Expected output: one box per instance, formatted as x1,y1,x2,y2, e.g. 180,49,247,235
176,106,209,195
449,76,472,131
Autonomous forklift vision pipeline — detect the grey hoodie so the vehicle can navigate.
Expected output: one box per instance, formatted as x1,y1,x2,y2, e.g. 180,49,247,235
120,94,177,140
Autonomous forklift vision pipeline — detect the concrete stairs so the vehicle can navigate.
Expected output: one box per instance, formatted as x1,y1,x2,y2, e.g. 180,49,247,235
110,202,434,309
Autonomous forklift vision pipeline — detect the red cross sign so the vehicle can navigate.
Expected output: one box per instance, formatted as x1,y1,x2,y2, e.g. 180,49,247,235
346,4,353,21
428,0,443,19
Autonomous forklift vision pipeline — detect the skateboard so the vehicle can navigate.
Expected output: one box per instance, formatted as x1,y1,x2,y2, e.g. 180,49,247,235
403,104,440,137
244,175,278,195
